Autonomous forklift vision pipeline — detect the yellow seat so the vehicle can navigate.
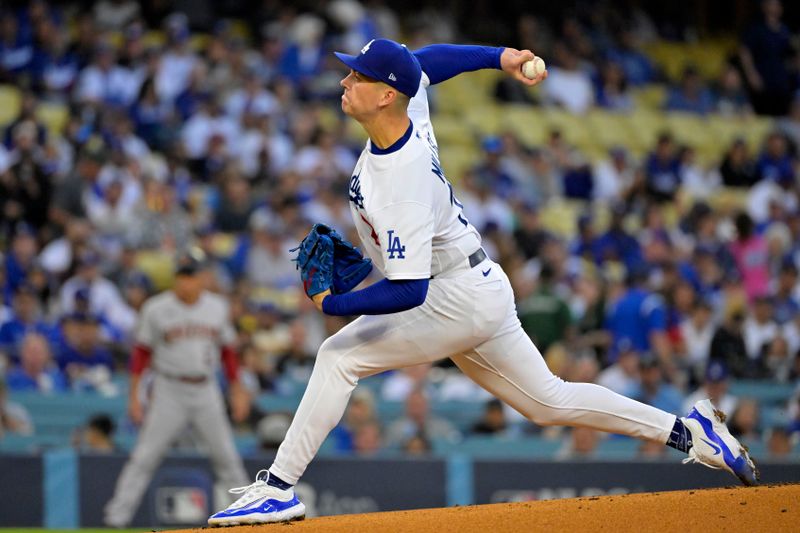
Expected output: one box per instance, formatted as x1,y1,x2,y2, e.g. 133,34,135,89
539,199,581,238
0,85,22,127
708,187,750,215
631,84,667,109
542,108,593,148
142,30,166,49
189,33,210,52
462,104,504,136
344,117,369,143
625,109,667,152
643,42,686,82
431,114,477,148
665,112,713,150
586,110,635,151
134,250,175,291
438,144,480,184
35,102,69,136
468,68,503,94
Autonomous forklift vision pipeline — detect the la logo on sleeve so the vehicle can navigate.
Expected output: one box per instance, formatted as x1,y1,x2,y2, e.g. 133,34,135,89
386,230,406,259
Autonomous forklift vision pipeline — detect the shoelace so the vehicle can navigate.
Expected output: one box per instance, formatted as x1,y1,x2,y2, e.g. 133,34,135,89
227,469,273,507
682,449,722,470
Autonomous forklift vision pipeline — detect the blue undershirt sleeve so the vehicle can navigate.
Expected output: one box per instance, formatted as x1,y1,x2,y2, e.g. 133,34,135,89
413,44,504,85
322,278,429,316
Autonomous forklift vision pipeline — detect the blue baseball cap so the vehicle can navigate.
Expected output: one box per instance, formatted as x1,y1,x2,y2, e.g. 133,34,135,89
334,39,422,98
705,360,729,383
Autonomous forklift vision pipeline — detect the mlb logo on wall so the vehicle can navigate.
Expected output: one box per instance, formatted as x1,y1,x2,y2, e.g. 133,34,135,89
155,486,208,524
386,230,405,259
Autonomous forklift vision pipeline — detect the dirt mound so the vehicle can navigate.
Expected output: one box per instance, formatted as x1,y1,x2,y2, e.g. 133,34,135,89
185,484,798,533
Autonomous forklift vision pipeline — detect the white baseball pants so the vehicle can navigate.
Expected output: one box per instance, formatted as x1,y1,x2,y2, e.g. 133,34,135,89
270,261,676,484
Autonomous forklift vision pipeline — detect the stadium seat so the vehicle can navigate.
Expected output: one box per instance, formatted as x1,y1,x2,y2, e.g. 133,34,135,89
586,110,636,153
729,380,795,406
665,112,714,151
134,250,176,291
593,436,641,459
499,106,549,147
0,84,22,127
438,145,481,183
256,394,303,414
444,435,562,459
36,101,69,135
432,114,478,148
631,84,667,110
539,199,581,238
625,109,667,153
142,30,166,48
642,41,687,82
462,104,505,136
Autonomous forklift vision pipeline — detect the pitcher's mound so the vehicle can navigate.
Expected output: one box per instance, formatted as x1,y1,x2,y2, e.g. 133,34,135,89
185,483,798,532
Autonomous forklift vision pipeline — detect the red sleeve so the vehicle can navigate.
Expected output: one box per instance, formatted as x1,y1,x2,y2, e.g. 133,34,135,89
130,344,152,375
221,345,239,382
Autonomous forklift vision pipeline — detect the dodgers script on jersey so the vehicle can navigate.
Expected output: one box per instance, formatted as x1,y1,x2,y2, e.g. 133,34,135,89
136,291,236,377
348,73,482,279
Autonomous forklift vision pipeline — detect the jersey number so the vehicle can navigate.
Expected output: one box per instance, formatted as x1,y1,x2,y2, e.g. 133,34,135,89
429,138,468,227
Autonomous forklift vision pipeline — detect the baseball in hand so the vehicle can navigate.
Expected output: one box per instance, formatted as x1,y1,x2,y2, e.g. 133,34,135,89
522,57,546,79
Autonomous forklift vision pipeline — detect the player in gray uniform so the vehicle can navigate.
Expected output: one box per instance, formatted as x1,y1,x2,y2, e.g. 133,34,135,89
104,250,249,527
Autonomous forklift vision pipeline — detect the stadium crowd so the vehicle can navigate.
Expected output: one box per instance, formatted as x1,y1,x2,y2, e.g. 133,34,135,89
0,0,799,460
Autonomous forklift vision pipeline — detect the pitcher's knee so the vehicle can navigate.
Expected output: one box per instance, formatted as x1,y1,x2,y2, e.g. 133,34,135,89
316,338,360,377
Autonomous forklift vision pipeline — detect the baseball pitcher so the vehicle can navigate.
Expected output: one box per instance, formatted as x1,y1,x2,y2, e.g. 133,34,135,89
209,40,758,526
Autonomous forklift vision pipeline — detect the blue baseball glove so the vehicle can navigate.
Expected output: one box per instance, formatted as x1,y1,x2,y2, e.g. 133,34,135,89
292,223,372,298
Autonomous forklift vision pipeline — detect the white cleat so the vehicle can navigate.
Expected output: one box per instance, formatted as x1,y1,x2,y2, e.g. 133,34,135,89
681,399,759,486
208,470,306,527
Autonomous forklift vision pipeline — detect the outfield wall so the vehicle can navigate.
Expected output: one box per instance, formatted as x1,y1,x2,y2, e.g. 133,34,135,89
1,453,798,528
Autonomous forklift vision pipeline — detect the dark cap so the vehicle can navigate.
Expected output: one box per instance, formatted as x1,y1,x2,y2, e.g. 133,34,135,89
175,248,207,276
14,282,37,297
705,360,729,382
78,250,102,267
638,352,660,369
334,38,422,98
65,311,100,324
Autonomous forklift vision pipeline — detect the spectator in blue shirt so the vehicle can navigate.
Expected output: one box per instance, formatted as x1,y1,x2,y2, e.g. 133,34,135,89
5,332,67,393
605,267,670,370
594,203,643,271
56,312,114,392
30,18,80,95
605,29,657,86
0,283,56,362
773,260,800,324
664,66,716,115
0,12,34,80
472,136,516,199
755,131,794,183
3,226,39,304
644,133,682,202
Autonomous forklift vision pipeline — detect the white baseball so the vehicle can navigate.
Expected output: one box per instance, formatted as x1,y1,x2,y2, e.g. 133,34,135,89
522,57,546,79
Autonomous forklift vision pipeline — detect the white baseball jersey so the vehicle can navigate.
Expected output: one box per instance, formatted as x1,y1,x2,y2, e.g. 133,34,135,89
348,73,482,280
269,61,681,490
136,291,236,377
